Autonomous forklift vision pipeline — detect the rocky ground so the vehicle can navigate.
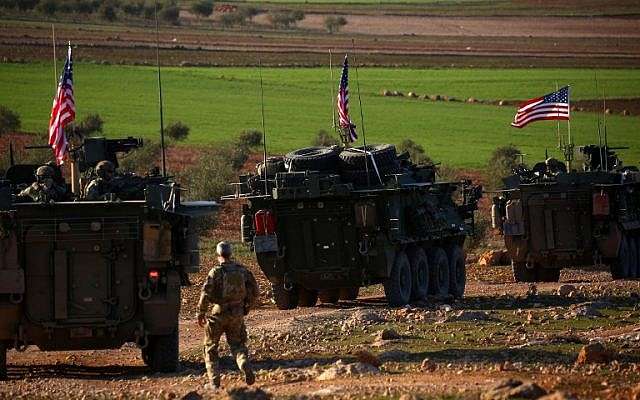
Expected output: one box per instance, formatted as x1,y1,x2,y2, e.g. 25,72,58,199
3,258,640,399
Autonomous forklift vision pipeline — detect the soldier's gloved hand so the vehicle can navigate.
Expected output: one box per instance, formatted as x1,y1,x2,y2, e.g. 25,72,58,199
197,314,207,327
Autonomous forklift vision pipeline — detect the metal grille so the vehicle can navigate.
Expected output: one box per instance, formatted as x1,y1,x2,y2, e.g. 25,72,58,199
20,217,140,242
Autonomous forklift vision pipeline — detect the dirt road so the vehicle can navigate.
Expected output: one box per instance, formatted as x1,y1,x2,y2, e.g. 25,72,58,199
3,264,640,399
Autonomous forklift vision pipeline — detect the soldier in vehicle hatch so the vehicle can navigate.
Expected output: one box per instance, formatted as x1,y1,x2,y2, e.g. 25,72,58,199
197,241,259,390
16,165,67,203
84,160,116,200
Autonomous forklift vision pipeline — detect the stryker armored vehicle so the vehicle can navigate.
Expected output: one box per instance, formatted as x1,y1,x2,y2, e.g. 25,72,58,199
226,144,481,309
492,145,640,282
0,138,217,379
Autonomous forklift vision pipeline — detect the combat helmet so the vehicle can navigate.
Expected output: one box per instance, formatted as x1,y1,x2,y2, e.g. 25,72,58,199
35,165,54,180
96,160,115,179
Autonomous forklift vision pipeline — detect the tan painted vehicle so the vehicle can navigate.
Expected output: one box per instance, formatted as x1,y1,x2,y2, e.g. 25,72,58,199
492,145,640,282
0,138,217,379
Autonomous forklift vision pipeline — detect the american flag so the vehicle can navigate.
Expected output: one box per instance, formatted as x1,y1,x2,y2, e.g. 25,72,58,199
511,86,570,129
337,55,357,142
49,44,75,165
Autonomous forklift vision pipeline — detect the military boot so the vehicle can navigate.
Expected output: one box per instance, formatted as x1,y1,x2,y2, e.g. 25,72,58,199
242,365,255,386
204,375,221,390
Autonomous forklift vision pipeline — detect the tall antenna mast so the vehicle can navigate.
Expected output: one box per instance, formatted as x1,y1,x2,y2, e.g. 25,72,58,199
155,1,167,177
594,73,604,170
602,85,609,171
555,81,561,150
52,24,57,91
328,49,337,134
258,59,268,195
351,39,370,187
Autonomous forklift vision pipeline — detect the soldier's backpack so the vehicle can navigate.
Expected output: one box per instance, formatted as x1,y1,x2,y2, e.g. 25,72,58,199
220,264,247,305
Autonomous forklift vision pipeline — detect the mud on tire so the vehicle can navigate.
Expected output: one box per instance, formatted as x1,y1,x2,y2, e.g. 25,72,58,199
284,146,341,172
339,144,397,171
144,328,179,373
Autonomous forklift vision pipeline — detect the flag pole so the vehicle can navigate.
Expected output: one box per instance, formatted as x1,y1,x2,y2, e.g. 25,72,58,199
52,24,57,91
258,59,268,195
567,85,572,171
351,39,370,187
154,1,167,177
328,49,337,135
602,85,608,171
555,82,561,150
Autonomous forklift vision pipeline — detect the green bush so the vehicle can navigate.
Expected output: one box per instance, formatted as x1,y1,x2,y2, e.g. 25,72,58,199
73,0,97,13
118,140,161,174
0,0,17,9
268,10,304,29
312,129,339,146
99,1,118,21
485,144,522,189
323,15,347,33
16,0,38,10
399,138,432,165
72,113,103,138
219,10,245,27
36,0,57,15
159,2,179,24
190,0,212,18
0,105,21,135
122,0,143,16
237,5,258,20
237,129,262,148
164,121,190,141
142,1,154,18
178,147,236,202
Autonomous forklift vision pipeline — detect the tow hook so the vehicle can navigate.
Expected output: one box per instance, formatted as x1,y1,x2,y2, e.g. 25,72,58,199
134,323,149,349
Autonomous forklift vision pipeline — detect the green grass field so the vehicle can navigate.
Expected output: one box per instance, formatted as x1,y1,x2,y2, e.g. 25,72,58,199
1,63,639,168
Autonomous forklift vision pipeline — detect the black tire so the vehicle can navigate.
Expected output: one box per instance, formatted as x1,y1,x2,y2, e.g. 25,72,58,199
272,283,299,310
447,245,466,299
407,247,429,301
0,340,6,381
629,236,639,279
339,144,397,170
537,268,561,283
611,235,631,279
298,287,318,307
512,261,537,283
145,329,179,373
339,287,360,301
284,146,341,172
428,247,450,297
257,156,285,178
318,289,340,304
384,250,412,306
340,164,399,186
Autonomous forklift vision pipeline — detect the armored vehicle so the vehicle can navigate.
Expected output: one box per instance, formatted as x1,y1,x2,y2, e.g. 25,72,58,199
0,138,217,379
226,144,481,309
492,145,640,282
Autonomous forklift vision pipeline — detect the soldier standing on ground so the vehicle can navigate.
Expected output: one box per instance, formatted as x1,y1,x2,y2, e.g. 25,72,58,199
197,241,259,390
17,165,67,202
84,160,117,200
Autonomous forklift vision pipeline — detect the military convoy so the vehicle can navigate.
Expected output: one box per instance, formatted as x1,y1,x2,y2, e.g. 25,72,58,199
492,145,640,282
226,144,482,309
0,138,217,379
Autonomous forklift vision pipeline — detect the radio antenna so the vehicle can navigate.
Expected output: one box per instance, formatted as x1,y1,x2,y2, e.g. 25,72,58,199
51,24,57,91
351,39,370,187
328,49,337,134
602,85,609,171
154,1,167,177
258,59,268,195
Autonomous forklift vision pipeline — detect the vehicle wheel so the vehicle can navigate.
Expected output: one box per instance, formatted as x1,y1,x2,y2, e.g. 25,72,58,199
145,329,179,373
537,268,561,282
339,144,397,170
284,146,341,172
447,245,466,299
384,250,412,306
629,235,639,279
0,340,6,380
611,235,631,279
339,287,360,301
512,261,537,283
428,247,450,297
635,236,640,278
272,283,299,310
318,289,340,304
340,165,399,187
407,247,429,301
298,287,318,307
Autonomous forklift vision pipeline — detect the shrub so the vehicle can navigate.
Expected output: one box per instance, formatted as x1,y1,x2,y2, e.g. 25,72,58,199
142,1,154,18
0,105,21,135
485,144,522,189
16,0,38,10
73,113,103,138
237,129,262,148
399,138,431,165
190,0,212,18
313,129,339,146
36,0,57,15
178,145,242,202
73,0,97,14
118,140,161,174
323,15,347,33
159,2,179,24
164,121,190,141
237,5,258,20
122,0,144,16
99,1,118,21
0,0,17,9
268,10,304,29
219,10,245,27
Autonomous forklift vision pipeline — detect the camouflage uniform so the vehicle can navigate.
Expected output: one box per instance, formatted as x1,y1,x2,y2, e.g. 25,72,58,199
17,166,66,203
197,251,259,388
84,160,116,200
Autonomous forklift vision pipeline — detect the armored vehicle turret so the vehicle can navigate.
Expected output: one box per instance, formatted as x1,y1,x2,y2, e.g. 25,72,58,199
226,144,481,309
492,145,640,282
0,138,217,379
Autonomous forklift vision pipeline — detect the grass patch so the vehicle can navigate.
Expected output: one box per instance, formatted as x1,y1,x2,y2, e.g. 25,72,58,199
1,63,639,168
